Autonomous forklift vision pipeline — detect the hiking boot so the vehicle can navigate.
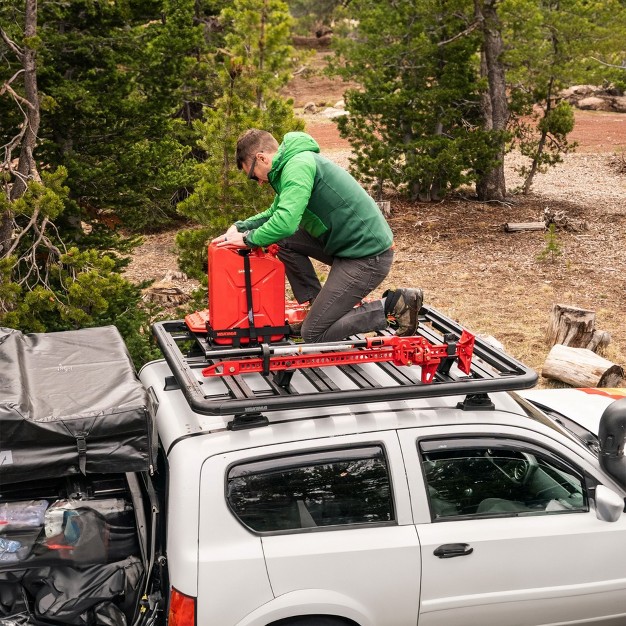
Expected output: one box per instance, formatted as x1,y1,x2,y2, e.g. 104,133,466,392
387,288,423,336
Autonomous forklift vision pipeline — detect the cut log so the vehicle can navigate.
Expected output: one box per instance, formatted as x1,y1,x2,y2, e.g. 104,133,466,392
587,330,612,352
542,344,624,388
545,304,611,351
504,222,545,233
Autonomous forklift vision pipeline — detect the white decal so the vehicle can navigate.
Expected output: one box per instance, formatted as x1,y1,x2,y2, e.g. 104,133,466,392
0,451,14,466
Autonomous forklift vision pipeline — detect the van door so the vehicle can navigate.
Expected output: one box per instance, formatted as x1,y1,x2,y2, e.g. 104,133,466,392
197,453,275,626
398,427,626,626
221,432,421,626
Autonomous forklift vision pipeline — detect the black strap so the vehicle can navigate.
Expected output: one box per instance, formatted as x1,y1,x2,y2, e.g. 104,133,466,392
261,343,271,376
76,433,87,475
242,252,258,343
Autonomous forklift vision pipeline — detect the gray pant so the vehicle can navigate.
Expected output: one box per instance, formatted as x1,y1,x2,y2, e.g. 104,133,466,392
277,229,393,342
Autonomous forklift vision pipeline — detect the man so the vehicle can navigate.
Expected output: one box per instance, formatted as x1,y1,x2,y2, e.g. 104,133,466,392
213,129,423,343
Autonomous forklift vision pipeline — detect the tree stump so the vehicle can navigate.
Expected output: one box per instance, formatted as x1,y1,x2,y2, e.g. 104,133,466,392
545,304,611,352
542,344,624,388
142,271,191,306
142,281,189,305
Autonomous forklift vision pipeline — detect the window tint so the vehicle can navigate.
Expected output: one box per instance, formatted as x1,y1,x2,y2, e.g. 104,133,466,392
420,440,588,520
227,446,394,532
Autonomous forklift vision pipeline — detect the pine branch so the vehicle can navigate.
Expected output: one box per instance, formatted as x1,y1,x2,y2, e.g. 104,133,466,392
0,28,24,60
437,18,483,46
0,80,37,111
590,56,626,70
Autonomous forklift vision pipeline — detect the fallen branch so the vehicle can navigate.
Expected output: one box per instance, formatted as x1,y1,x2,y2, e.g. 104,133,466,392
504,221,545,233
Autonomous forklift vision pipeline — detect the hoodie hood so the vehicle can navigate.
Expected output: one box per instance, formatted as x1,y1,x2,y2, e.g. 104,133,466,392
270,132,320,181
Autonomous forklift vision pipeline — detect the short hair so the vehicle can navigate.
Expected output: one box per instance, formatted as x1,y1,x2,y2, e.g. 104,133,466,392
236,129,279,169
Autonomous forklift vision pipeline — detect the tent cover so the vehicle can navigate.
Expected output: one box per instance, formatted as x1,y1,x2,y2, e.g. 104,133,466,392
0,326,155,484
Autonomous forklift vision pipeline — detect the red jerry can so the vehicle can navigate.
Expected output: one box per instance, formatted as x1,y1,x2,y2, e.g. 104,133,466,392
207,243,287,345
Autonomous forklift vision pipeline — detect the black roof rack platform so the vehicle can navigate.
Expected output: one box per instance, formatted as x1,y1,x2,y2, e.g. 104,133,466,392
152,305,538,418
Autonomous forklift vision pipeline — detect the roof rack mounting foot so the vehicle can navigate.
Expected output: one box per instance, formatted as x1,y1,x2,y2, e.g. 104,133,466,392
273,369,295,389
228,413,270,431
164,376,180,391
457,393,495,411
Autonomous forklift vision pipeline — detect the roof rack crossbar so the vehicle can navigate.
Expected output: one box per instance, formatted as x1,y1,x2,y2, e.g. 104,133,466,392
376,360,418,386
340,364,384,390
152,305,538,416
301,367,341,393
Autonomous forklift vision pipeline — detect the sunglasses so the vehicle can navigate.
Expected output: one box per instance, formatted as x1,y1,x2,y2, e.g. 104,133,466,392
247,156,259,182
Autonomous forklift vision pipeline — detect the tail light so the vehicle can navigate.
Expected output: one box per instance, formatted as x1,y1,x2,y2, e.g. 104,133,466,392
168,587,196,626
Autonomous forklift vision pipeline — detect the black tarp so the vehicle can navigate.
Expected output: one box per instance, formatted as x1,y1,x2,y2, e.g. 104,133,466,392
0,326,155,483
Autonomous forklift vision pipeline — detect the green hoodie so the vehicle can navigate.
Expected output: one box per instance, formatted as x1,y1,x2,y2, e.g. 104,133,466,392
236,132,393,258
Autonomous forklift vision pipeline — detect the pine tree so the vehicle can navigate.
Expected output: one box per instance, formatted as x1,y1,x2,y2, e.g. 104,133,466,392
331,0,500,202
176,0,304,278
3,0,216,231
504,0,626,193
0,1,160,367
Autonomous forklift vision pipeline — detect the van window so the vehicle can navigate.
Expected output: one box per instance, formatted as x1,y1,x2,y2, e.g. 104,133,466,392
227,446,394,533
420,439,588,520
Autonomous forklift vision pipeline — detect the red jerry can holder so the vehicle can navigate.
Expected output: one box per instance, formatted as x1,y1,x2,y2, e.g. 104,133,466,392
204,243,289,346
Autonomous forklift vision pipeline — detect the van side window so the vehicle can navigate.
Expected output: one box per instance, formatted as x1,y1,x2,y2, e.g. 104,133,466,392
419,439,588,521
227,446,394,533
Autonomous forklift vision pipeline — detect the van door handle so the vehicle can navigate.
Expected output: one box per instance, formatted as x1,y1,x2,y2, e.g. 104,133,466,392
433,543,473,559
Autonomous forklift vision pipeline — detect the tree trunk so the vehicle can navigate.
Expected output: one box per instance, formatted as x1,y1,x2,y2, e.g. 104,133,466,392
1,0,40,253
475,0,508,201
0,212,12,255
542,344,624,388
522,75,554,195
10,0,41,202
546,304,611,352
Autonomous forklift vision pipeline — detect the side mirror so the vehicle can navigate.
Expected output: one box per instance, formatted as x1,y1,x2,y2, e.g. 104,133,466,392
595,485,624,522
598,398,626,490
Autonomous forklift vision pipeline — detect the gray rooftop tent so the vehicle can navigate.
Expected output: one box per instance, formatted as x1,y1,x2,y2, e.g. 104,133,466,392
0,325,155,483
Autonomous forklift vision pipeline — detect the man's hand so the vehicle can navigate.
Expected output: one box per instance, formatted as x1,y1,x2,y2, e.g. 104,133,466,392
212,224,246,249
215,230,247,249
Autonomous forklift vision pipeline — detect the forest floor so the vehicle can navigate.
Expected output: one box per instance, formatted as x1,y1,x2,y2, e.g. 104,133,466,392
125,53,626,384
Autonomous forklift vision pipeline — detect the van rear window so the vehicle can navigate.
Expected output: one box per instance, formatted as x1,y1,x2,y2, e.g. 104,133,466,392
226,446,394,533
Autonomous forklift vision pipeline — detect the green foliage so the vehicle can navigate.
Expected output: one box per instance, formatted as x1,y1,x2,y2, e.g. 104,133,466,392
1,0,217,231
537,223,563,263
177,0,304,260
503,0,626,192
1,249,161,368
1,168,160,368
512,101,577,191
287,0,344,34
175,227,212,280
331,0,501,201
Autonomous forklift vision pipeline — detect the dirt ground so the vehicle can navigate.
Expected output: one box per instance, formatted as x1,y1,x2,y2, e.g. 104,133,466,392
126,60,626,385
304,110,626,154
